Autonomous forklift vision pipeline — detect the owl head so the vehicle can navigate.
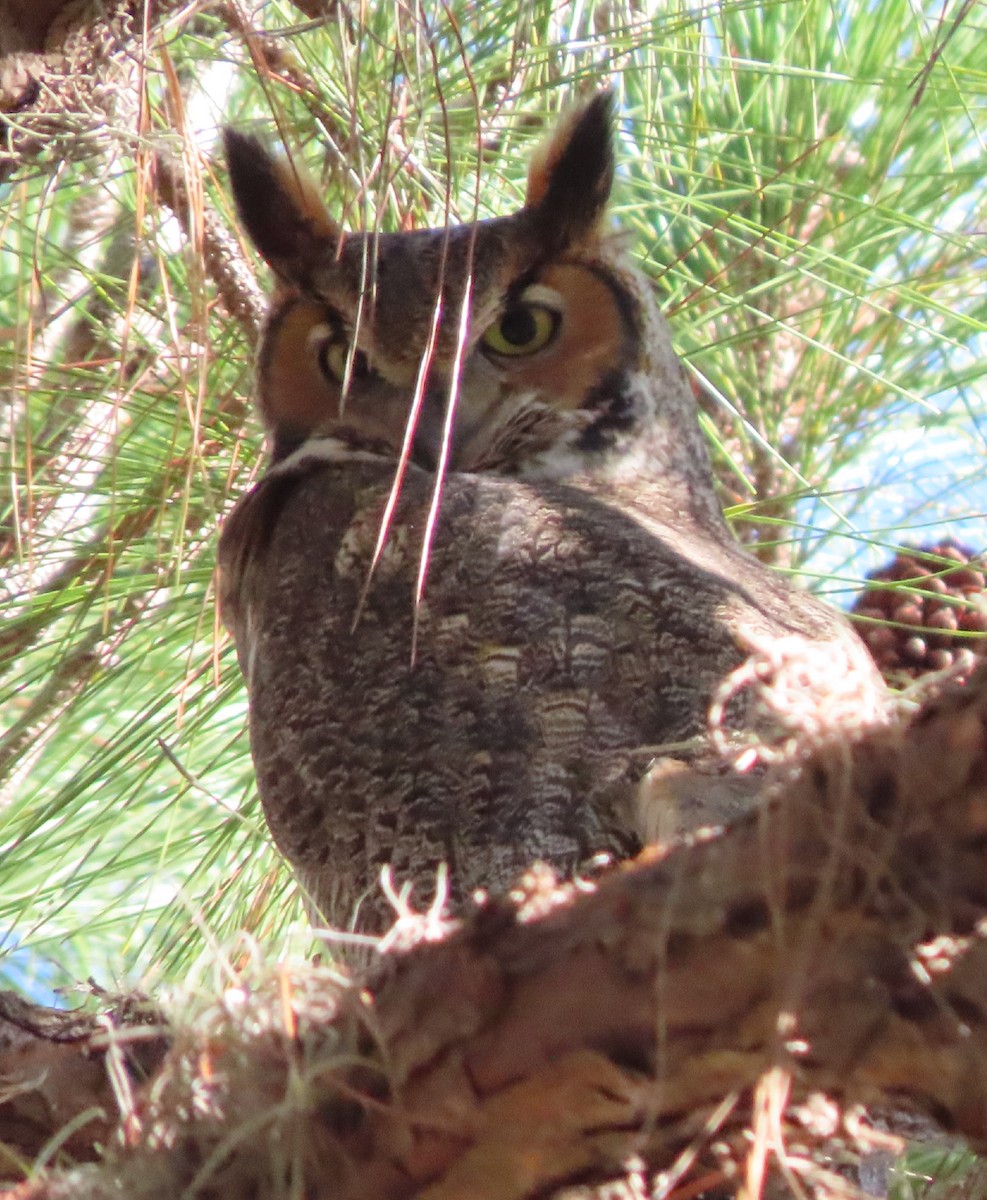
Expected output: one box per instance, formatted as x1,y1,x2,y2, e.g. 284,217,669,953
224,94,723,530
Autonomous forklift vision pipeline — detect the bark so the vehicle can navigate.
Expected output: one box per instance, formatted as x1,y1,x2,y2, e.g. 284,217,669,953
2,667,986,1198
0,990,167,1170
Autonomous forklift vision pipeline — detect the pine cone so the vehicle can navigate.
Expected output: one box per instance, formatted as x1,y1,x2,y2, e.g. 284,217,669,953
851,540,987,683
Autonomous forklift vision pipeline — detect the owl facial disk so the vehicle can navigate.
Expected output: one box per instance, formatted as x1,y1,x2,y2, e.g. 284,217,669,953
496,264,635,410
260,253,639,475
260,297,424,462
434,262,638,473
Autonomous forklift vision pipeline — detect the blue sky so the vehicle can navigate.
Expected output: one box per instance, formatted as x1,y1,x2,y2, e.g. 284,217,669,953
799,372,986,602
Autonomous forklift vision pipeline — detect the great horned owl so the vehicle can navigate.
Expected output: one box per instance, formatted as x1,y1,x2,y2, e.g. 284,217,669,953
219,94,883,932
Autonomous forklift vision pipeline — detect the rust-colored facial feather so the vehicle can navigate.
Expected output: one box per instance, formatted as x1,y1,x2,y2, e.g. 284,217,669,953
496,263,636,412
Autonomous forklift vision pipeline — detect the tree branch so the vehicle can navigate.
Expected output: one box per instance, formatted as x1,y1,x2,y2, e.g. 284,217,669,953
3,668,987,1197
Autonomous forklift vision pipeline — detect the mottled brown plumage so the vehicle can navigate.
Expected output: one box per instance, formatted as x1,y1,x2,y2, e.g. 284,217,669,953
219,94,884,931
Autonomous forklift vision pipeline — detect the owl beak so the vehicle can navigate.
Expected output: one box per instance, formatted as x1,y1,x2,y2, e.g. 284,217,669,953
411,425,440,472
410,380,488,472
409,383,450,471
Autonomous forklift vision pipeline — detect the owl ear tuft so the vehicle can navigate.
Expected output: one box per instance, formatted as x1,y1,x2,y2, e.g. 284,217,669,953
224,129,341,279
525,90,615,247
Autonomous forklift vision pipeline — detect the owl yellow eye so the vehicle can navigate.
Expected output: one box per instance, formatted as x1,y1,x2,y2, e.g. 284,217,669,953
314,330,370,385
481,301,560,358
317,338,348,383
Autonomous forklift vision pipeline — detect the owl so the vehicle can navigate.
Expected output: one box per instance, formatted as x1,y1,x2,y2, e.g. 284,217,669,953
219,93,884,933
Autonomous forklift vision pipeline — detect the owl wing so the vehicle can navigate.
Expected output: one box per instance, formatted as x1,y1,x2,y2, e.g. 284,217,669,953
221,451,871,929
